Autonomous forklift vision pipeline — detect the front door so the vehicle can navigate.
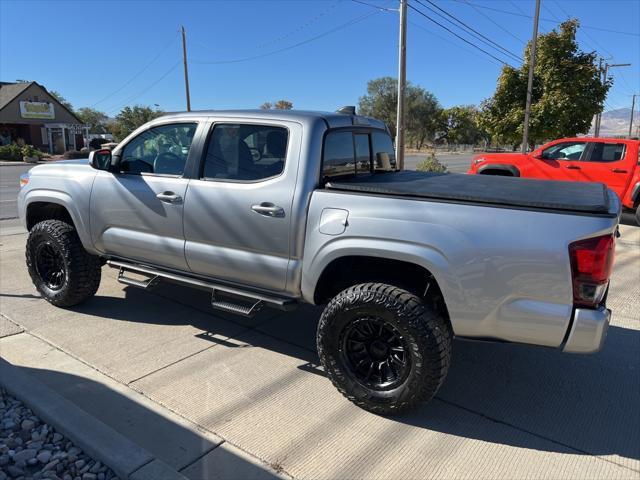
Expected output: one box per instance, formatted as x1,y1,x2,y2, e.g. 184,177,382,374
578,141,635,198
533,141,588,182
90,121,199,271
183,121,298,292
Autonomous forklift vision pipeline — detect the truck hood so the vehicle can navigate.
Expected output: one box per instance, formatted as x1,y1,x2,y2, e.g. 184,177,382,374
474,152,529,164
27,158,92,177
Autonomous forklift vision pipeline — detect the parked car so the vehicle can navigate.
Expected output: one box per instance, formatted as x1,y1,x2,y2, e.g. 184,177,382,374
18,110,620,414
468,137,640,223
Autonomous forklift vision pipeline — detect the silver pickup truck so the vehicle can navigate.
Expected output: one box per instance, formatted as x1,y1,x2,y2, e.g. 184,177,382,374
18,109,620,414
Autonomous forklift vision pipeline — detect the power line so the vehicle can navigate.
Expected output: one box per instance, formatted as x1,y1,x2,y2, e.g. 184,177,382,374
549,0,613,57
461,0,525,45
408,2,517,67
191,8,382,65
104,61,181,115
351,0,396,12
90,33,179,109
409,19,503,68
452,1,640,37
414,0,522,62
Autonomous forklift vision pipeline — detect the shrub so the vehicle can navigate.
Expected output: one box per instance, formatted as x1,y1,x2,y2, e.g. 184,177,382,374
0,144,23,161
416,153,448,173
62,150,89,159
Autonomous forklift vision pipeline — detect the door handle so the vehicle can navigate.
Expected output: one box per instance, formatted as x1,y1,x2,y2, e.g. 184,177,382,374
156,191,182,204
565,165,580,170
611,168,627,173
251,203,285,218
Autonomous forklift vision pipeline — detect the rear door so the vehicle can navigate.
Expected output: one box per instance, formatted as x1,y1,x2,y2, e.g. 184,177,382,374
579,141,634,198
182,120,301,292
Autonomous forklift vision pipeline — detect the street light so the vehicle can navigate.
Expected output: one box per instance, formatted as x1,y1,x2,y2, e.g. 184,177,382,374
594,62,631,137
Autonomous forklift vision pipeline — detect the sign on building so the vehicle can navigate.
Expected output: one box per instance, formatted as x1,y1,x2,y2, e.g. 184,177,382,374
20,101,55,119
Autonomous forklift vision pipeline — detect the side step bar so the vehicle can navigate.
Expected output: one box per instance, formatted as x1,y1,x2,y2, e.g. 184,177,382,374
108,260,297,317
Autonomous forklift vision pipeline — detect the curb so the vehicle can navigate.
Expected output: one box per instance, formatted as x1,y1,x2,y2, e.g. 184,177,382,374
0,359,187,480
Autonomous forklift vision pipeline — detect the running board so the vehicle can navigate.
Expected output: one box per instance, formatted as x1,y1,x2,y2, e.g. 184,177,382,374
108,260,297,316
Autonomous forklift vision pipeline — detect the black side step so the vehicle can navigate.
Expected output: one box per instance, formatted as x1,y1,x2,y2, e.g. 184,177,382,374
108,260,297,317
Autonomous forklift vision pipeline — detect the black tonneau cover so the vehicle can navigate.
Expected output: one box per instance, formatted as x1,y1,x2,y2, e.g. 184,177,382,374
326,171,612,215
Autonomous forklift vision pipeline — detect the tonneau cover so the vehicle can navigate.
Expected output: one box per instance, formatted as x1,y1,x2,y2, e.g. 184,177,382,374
326,171,612,215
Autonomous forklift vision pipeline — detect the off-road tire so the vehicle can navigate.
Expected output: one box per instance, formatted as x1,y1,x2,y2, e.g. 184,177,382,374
26,220,101,307
317,283,452,415
635,204,640,227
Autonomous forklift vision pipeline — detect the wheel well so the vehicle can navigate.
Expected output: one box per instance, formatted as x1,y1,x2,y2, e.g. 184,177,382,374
479,169,514,176
26,202,74,231
314,256,449,318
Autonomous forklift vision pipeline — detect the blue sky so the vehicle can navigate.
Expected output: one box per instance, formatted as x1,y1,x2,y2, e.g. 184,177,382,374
1,0,638,116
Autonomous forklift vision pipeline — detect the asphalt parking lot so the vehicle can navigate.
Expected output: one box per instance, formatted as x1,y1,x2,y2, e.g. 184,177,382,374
1,219,638,479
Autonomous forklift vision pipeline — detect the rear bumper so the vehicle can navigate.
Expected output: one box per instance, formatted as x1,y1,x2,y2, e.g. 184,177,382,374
563,307,611,354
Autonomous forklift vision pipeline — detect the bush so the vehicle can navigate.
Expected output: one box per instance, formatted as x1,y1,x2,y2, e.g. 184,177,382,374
62,150,89,159
416,153,448,173
0,144,23,161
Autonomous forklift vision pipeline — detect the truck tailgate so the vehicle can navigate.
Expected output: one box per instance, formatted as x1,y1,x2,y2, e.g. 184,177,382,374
326,171,616,216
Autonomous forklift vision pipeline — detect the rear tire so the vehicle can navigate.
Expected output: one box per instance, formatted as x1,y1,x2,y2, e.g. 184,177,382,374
26,220,101,307
317,283,452,415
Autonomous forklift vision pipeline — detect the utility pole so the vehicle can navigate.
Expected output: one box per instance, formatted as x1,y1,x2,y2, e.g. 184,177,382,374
595,62,631,136
396,0,407,170
629,94,637,138
181,26,192,112
592,58,603,136
521,0,540,154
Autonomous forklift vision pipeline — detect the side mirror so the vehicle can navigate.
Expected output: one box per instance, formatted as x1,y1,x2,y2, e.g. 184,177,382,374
532,152,544,160
89,149,112,171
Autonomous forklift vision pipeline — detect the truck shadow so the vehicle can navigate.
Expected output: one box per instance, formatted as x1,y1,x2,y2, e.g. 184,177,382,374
64,280,640,464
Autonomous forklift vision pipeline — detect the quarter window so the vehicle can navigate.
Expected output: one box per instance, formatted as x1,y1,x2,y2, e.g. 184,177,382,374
586,143,625,163
371,131,397,171
120,123,197,175
202,124,287,181
322,129,396,180
323,131,356,178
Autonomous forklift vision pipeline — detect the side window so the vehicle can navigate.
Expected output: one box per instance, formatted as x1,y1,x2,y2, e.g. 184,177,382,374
323,131,355,178
586,143,626,163
202,124,287,181
354,133,371,174
541,142,586,161
371,131,396,171
120,123,197,175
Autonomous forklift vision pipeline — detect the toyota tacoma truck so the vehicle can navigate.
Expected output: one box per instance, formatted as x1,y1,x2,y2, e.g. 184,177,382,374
468,137,640,224
18,109,620,414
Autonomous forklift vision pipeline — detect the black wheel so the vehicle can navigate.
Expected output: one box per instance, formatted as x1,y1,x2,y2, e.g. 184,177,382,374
26,220,101,307
317,283,452,415
635,204,640,227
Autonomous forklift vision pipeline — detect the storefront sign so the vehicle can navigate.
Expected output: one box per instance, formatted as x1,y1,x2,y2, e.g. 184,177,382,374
66,124,86,134
20,101,55,119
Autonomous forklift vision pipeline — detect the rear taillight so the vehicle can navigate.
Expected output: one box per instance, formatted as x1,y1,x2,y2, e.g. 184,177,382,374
569,234,615,308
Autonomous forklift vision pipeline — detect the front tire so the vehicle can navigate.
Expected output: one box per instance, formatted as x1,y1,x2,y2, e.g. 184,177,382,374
26,220,101,307
317,283,452,415
635,204,640,226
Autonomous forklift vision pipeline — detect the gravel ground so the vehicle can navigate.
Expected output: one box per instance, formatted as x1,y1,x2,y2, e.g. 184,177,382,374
0,389,118,480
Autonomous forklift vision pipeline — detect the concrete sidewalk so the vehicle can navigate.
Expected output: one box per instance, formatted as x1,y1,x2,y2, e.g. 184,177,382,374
1,226,638,479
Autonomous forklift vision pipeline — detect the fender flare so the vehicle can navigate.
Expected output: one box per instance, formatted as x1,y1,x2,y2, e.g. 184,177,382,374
478,164,520,177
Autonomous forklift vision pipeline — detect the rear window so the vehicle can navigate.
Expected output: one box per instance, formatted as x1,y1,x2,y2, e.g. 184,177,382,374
587,143,626,163
322,129,395,180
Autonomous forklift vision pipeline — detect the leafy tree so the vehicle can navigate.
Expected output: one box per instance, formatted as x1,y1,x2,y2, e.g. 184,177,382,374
274,100,293,110
260,102,273,110
359,77,443,148
109,105,164,141
480,20,609,147
49,90,74,112
443,105,487,145
76,107,109,134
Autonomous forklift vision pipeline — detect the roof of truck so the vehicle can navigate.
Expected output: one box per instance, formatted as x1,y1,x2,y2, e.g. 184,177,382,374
158,109,388,130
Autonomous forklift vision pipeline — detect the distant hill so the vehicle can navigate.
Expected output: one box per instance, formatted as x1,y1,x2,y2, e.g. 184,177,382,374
589,108,639,137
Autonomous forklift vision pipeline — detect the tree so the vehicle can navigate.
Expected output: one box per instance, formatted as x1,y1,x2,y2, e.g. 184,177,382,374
109,105,164,141
480,20,609,147
260,102,273,110
49,90,74,112
76,107,109,134
442,105,487,145
358,77,442,148
274,100,293,110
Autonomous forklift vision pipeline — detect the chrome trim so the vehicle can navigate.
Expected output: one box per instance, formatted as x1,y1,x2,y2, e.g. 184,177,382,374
563,307,610,354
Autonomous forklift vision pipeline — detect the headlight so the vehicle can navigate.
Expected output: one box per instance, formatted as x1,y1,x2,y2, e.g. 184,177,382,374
19,172,30,188
474,157,486,165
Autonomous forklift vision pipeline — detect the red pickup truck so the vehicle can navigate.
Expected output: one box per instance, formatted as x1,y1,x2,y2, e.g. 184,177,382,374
468,137,640,222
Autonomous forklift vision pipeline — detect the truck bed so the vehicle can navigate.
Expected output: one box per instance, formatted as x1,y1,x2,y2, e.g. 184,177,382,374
325,171,615,216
